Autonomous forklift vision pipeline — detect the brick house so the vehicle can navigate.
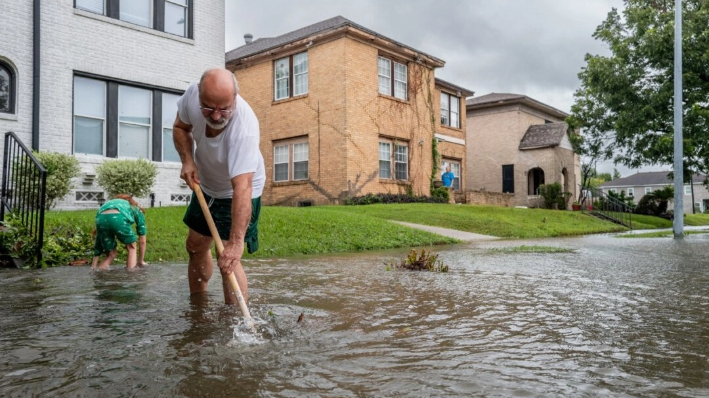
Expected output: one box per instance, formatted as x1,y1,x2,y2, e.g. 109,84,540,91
225,16,473,206
600,171,709,214
465,93,580,208
1,0,223,209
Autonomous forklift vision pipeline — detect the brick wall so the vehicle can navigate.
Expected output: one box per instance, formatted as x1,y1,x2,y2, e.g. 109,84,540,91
233,35,442,205
466,104,579,207
2,2,225,209
466,190,514,207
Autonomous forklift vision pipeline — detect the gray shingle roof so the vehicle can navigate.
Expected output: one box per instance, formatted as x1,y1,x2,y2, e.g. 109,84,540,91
226,16,443,66
600,171,707,187
466,93,526,106
518,122,568,149
466,92,569,119
434,78,474,97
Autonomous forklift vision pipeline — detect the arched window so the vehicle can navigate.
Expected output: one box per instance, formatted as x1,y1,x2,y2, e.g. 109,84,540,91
528,167,545,195
0,61,16,114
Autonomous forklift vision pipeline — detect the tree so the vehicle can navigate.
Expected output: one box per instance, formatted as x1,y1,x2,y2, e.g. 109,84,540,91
597,172,613,182
568,0,709,186
612,168,621,180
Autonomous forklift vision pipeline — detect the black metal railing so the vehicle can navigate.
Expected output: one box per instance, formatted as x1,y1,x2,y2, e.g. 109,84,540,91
579,184,633,228
1,132,47,263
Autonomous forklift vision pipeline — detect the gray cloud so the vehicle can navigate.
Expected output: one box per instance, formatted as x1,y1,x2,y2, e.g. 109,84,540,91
225,0,646,175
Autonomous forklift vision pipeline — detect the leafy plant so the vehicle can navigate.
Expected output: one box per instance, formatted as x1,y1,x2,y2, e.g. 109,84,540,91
96,158,157,198
430,187,450,201
12,151,81,210
0,215,92,268
538,183,570,210
390,248,449,272
345,193,446,205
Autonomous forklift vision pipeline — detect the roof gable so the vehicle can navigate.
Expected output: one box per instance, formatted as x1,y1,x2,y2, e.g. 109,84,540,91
519,122,568,150
600,171,708,187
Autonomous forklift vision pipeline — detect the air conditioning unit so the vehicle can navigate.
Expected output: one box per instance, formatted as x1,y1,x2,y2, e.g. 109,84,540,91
82,173,96,185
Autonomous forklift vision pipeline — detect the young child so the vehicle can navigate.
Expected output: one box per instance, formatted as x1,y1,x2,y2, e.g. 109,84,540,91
91,194,148,270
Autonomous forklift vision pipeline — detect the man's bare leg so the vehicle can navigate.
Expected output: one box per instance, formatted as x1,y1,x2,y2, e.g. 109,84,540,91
218,241,248,305
186,229,214,295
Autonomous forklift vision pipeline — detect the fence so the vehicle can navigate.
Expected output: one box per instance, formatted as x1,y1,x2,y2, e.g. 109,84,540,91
579,184,633,228
1,131,47,264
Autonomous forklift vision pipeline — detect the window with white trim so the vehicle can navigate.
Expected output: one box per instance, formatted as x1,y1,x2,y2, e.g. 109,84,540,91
441,159,461,190
161,93,180,162
75,0,191,38
627,188,634,197
645,187,652,194
378,56,407,100
379,139,409,180
274,52,308,100
73,76,106,155
685,185,691,195
0,61,16,114
609,188,617,193
273,139,308,182
440,92,460,128
118,85,152,159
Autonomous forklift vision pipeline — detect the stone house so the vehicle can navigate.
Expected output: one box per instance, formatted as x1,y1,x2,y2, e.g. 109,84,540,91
225,16,473,206
600,171,709,214
0,0,223,209
465,93,580,208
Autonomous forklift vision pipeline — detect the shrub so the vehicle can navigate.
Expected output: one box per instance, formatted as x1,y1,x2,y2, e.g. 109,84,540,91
430,187,450,202
345,193,446,205
13,151,81,209
96,158,157,199
635,195,660,216
538,183,570,209
0,215,92,268
390,249,449,272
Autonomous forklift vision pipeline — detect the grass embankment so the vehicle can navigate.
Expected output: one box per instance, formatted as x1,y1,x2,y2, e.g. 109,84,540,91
319,204,627,238
45,206,458,263
617,229,709,238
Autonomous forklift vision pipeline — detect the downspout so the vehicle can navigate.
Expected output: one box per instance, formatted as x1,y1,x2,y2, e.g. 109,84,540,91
32,0,40,150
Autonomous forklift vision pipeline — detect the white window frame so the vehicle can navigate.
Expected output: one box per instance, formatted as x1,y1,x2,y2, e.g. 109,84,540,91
378,56,407,100
73,77,107,156
76,0,105,14
273,138,309,182
627,188,634,197
440,92,461,128
685,185,691,195
161,92,181,163
645,187,652,194
117,85,153,159
119,0,154,28
274,52,308,101
164,0,189,37
441,159,461,191
609,188,617,193
379,138,409,181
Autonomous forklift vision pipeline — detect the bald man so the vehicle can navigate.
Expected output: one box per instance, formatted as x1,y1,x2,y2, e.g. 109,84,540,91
173,68,266,304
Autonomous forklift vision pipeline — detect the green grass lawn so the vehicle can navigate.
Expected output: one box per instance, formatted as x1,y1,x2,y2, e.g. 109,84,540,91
686,213,709,226
45,205,458,263
319,204,627,238
629,214,673,229
616,229,709,238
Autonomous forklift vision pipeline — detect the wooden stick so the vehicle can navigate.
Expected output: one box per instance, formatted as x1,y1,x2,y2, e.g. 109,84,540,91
192,184,255,331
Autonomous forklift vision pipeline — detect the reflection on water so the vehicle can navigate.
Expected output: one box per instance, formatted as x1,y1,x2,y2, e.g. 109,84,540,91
1,233,708,397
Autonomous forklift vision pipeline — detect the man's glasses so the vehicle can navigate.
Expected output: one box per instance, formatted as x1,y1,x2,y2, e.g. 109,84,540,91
200,104,234,118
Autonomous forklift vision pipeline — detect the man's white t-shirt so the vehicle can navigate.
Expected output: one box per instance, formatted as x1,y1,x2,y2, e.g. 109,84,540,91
176,83,265,199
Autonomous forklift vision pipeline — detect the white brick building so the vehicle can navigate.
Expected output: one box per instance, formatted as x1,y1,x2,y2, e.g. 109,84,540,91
0,0,225,209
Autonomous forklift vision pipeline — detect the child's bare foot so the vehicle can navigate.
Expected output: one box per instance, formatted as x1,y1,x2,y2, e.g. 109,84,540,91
138,261,148,267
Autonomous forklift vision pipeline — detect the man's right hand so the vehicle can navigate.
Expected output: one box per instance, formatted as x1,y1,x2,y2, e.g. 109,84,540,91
181,161,200,190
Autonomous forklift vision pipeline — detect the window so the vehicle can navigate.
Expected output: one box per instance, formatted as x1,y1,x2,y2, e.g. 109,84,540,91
695,202,702,213
273,139,308,182
378,56,407,100
72,75,181,161
75,0,191,38
118,86,152,159
502,165,514,193
528,168,545,195
0,61,16,114
164,0,188,36
76,0,105,14
627,188,634,197
609,188,617,193
74,77,106,155
685,185,691,195
441,160,461,190
161,93,180,162
645,187,652,194
379,139,408,180
440,92,460,128
274,52,308,100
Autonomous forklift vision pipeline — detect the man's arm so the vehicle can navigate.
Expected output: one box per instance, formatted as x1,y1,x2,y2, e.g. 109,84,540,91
173,113,200,188
217,173,254,274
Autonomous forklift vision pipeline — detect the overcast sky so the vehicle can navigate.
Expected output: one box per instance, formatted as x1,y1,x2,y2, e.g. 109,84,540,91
225,0,665,177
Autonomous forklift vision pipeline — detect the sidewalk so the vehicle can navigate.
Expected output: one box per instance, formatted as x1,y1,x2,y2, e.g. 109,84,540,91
392,221,498,241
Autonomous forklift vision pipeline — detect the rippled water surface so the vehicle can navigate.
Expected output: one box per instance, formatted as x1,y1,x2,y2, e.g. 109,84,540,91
1,233,709,397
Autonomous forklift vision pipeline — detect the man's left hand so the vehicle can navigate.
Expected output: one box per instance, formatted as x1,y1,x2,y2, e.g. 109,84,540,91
217,240,244,275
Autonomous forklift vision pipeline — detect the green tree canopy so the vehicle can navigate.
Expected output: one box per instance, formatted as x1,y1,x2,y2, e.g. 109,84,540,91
568,0,709,184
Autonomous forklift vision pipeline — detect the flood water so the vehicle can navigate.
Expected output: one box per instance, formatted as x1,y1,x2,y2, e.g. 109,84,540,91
1,232,708,397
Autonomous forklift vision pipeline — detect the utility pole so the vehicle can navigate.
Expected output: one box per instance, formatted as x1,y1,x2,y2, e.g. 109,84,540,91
673,0,684,238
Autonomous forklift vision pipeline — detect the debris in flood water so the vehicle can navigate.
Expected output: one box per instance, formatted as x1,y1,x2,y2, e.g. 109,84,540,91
390,249,449,272
297,312,304,323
